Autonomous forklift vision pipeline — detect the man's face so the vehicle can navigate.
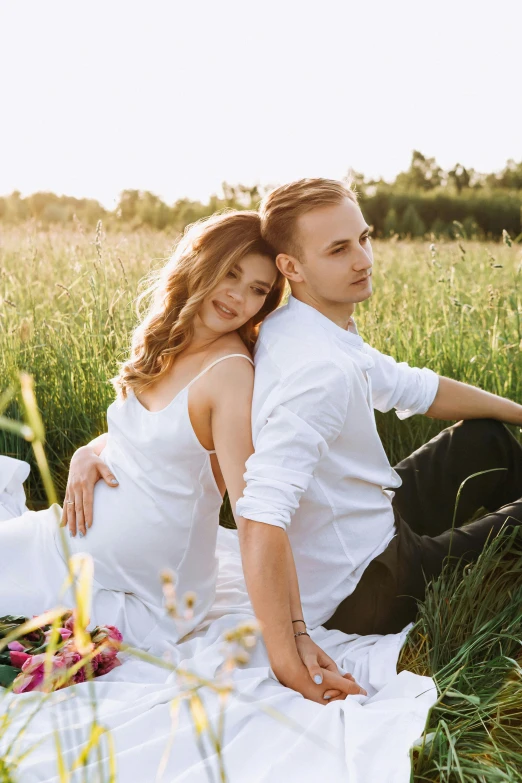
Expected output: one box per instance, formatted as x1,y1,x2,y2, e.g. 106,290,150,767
291,198,373,306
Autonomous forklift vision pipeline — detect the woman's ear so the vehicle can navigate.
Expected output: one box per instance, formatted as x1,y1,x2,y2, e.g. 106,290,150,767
276,253,304,283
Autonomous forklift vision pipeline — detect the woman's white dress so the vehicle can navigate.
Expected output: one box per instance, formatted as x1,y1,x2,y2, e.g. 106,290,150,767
0,355,436,783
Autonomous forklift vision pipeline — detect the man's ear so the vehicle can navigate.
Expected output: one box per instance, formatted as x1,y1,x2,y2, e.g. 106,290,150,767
276,253,304,283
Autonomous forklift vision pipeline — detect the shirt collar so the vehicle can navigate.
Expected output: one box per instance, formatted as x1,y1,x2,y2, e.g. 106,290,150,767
287,295,364,347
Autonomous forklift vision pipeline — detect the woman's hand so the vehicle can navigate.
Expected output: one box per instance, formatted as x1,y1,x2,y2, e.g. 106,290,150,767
61,441,117,537
295,633,366,701
275,651,366,705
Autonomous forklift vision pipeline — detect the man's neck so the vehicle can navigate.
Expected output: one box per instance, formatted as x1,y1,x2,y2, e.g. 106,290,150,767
290,290,356,330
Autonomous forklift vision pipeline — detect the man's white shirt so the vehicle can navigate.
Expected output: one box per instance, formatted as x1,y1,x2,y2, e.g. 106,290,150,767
236,295,439,628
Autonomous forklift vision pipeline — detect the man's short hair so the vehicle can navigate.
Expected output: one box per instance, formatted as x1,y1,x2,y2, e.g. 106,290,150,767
260,178,358,258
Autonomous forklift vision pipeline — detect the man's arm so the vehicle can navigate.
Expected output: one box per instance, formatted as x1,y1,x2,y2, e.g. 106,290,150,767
367,344,522,426
236,522,362,701
426,376,522,424
365,344,440,418
211,359,364,704
283,531,360,700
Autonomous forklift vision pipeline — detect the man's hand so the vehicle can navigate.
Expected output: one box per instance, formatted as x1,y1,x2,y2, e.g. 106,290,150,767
61,445,118,537
275,652,366,705
295,633,367,701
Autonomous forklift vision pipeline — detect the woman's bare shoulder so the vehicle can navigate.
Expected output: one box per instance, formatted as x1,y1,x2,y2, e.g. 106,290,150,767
201,336,254,404
206,333,252,363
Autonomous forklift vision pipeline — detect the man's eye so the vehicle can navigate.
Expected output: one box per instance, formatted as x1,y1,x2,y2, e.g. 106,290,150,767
361,235,370,242
332,247,345,255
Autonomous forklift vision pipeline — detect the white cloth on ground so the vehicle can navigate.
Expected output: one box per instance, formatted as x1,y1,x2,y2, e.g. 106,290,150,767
0,455,30,521
0,436,436,781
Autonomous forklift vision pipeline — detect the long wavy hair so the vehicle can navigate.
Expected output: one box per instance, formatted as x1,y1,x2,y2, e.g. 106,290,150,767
113,210,285,399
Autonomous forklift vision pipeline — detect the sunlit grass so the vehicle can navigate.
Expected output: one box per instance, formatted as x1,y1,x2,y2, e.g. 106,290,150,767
1,222,522,780
399,527,522,781
1,223,520,503
0,223,177,502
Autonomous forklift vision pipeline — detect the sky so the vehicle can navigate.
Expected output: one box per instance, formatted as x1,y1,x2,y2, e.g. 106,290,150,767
0,0,521,209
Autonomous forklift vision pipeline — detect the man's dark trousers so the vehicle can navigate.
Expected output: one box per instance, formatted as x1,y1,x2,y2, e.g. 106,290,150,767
324,419,522,635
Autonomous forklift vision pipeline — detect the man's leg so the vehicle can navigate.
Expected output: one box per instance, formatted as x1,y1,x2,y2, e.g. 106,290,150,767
325,419,522,635
392,418,522,591
413,498,522,586
392,418,522,536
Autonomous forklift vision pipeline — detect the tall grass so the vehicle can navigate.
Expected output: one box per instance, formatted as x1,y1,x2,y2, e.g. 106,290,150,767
0,222,177,502
399,528,522,781
1,222,520,502
360,235,522,463
1,220,522,778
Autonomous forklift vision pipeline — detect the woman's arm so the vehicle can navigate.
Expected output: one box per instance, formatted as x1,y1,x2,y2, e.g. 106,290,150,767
209,359,364,704
61,433,119,537
86,432,109,456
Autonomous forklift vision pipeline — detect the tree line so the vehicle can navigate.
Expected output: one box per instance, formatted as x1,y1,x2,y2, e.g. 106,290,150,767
1,152,521,239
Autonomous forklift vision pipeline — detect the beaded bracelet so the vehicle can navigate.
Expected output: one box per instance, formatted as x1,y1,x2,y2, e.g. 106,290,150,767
294,630,310,638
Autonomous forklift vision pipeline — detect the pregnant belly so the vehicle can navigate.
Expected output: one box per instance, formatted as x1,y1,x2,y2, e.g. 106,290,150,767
61,476,182,604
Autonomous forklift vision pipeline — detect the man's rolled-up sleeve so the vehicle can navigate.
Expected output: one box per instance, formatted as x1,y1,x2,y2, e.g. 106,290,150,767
365,345,439,419
235,361,350,530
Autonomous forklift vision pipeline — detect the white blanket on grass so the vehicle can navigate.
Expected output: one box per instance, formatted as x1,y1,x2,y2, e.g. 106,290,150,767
0,457,437,783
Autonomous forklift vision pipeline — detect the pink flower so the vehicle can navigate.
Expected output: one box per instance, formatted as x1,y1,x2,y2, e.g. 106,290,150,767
106,626,123,644
12,653,66,694
9,650,32,668
88,625,123,679
9,616,123,693
91,625,122,647
96,657,121,677
94,645,118,673
56,642,82,668
73,668,87,684
44,627,73,644
7,641,26,652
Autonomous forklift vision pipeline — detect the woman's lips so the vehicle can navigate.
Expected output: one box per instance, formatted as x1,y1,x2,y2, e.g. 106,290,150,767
213,300,238,319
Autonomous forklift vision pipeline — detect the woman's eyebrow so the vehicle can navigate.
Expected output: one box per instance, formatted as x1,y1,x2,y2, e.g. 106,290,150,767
234,265,271,290
252,278,272,290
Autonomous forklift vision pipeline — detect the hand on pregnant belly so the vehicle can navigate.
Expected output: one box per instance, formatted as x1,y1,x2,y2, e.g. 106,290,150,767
62,445,119,538
64,477,180,606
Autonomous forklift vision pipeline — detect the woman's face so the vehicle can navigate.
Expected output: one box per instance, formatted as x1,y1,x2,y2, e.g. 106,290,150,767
198,252,278,336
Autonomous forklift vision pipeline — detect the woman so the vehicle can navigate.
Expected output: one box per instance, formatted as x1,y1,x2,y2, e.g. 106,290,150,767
0,212,435,782
0,211,286,646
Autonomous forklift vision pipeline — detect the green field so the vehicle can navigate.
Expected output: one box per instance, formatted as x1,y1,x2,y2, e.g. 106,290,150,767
1,221,520,502
1,221,522,781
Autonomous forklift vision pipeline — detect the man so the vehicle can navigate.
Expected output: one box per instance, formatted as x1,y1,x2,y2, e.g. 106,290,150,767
235,177,522,699
67,179,522,706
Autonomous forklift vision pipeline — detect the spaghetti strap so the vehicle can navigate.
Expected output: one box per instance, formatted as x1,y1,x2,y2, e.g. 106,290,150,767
185,353,254,391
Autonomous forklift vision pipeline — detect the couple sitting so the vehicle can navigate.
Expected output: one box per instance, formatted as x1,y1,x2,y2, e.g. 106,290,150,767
2,178,522,780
